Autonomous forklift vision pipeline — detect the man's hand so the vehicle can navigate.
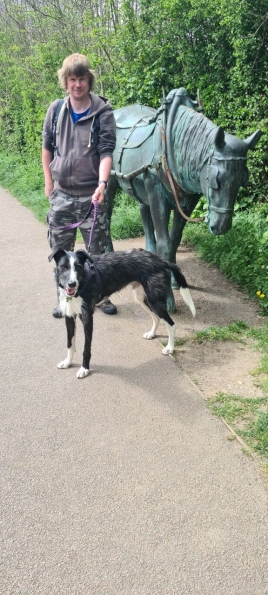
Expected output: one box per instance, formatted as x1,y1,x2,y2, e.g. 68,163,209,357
45,181,54,198
42,148,54,198
91,182,106,204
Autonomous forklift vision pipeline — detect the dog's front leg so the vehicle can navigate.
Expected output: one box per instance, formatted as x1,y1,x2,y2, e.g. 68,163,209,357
57,315,76,369
76,310,93,379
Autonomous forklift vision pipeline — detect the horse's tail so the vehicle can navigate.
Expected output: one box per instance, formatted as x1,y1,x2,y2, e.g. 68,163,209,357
167,262,196,318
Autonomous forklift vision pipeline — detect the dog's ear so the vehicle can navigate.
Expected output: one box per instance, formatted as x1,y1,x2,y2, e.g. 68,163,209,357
76,250,93,266
48,249,67,264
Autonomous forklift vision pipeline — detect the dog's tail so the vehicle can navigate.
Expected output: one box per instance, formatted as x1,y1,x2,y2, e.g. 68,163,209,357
168,263,196,318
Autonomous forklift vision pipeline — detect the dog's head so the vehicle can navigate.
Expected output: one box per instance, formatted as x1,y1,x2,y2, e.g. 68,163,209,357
49,249,92,297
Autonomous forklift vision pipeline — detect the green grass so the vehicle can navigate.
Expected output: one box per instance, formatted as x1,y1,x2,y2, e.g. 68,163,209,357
70,193,144,243
110,191,144,240
190,320,249,343
182,207,268,316
0,153,47,220
174,321,268,470
208,393,268,468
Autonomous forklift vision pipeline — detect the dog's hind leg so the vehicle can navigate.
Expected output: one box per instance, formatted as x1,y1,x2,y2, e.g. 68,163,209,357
132,283,176,353
132,284,160,340
161,320,176,355
150,304,176,355
57,315,76,369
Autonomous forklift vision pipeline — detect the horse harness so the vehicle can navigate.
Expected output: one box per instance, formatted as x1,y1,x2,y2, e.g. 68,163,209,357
111,104,205,223
111,102,247,224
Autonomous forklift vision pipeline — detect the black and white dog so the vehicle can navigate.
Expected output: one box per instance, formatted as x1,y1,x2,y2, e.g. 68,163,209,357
50,248,196,379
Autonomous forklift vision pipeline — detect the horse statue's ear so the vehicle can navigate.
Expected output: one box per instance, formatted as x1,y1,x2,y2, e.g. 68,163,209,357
214,126,225,150
243,130,262,150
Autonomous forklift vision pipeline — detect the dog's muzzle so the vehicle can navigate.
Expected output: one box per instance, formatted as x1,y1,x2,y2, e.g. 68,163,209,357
66,283,77,297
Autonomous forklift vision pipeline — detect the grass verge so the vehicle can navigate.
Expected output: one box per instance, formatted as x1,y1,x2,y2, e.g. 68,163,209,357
182,208,268,316
174,321,268,471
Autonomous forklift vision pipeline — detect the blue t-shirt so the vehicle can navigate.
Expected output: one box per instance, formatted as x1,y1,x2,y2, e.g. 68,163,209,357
70,107,91,124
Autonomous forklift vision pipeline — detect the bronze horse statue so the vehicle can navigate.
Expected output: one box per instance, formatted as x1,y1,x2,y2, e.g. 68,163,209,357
106,88,261,310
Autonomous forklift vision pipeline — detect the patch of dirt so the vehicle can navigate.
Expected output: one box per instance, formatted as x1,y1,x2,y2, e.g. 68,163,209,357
113,237,266,400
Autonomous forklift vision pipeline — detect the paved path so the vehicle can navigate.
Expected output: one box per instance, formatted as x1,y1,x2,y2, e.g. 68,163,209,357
1,187,267,595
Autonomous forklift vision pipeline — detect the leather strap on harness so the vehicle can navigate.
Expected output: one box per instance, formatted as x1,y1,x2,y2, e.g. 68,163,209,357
160,125,205,223
111,99,205,223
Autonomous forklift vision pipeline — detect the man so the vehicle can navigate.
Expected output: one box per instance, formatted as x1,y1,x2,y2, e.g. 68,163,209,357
42,53,117,316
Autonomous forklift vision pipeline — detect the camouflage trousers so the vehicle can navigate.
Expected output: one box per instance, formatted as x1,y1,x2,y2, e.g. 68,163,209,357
47,188,112,255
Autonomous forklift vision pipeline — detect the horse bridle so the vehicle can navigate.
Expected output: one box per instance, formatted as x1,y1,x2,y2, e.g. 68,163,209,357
164,142,248,224
204,150,247,223
112,118,248,225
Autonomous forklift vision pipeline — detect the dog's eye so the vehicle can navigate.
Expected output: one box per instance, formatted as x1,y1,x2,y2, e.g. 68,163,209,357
59,265,68,271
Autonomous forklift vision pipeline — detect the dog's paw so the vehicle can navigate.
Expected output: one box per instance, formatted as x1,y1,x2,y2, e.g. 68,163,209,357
143,331,155,340
162,345,174,356
57,359,72,369
76,366,90,379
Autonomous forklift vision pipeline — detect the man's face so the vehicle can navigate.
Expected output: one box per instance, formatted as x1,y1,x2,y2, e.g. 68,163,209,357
66,74,90,101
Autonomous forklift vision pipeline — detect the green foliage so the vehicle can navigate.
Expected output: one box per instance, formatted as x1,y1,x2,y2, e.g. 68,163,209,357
192,321,249,343
247,325,268,394
209,393,268,467
0,0,267,200
0,152,48,223
0,0,267,316
183,209,268,315
110,191,144,239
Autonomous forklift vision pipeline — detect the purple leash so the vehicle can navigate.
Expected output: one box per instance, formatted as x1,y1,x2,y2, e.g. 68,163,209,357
87,201,99,252
49,201,99,252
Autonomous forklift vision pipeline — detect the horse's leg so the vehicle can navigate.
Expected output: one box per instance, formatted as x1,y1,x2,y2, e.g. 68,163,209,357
139,203,156,253
170,194,200,254
168,194,200,287
144,176,176,313
168,212,188,289
145,178,173,261
105,176,119,253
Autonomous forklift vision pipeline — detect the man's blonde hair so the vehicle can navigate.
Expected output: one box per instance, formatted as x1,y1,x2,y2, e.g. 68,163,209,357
58,53,95,91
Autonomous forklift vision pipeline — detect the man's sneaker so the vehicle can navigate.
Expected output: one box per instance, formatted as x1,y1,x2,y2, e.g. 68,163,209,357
52,305,63,318
99,299,117,315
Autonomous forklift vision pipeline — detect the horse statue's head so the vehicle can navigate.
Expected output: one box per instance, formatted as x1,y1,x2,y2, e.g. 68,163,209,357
168,104,262,236
199,127,262,235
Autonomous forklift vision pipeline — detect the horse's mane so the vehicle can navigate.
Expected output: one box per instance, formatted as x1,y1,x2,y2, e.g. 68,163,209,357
171,105,217,193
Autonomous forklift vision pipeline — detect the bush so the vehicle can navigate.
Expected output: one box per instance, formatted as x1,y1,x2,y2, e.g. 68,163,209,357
110,191,144,240
182,207,268,315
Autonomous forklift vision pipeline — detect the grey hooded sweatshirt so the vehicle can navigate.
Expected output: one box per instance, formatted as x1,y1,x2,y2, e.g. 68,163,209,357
42,93,116,197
